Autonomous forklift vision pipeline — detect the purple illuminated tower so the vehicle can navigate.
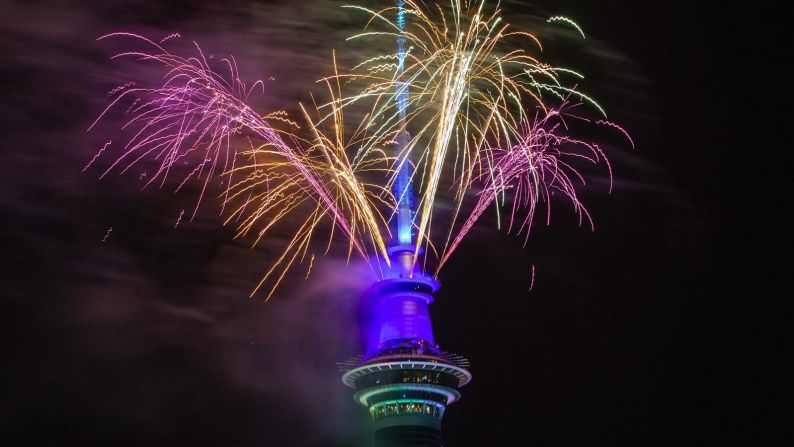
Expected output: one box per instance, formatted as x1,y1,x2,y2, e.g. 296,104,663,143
340,2,471,446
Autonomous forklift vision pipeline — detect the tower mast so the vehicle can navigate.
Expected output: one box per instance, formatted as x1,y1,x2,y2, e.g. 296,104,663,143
393,0,413,248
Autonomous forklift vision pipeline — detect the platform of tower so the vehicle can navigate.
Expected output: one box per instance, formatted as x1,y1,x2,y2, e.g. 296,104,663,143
341,342,470,446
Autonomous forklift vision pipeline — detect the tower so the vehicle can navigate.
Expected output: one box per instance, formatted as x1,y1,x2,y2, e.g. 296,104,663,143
340,2,471,446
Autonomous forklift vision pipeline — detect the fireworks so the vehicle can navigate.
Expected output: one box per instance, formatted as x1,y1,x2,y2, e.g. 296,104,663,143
88,1,629,298
90,33,391,298
335,0,621,274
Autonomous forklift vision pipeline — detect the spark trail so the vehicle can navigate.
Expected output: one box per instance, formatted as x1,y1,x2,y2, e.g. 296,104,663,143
160,32,181,44
174,209,185,228
102,226,112,242
82,140,111,172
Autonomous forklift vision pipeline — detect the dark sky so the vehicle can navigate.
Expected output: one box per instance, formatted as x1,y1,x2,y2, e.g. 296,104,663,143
1,0,777,446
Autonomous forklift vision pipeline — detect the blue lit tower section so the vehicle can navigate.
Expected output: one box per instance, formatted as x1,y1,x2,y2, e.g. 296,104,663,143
341,255,472,447
341,3,471,446
393,0,412,246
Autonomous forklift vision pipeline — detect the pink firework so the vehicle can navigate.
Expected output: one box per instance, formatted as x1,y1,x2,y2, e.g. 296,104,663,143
88,33,283,220
437,104,619,273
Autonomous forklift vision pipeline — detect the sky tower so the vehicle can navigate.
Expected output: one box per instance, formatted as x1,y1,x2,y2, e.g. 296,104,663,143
341,2,471,446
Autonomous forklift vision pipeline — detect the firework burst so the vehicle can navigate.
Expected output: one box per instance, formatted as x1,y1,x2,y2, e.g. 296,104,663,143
90,34,392,298
327,0,625,273
88,1,629,297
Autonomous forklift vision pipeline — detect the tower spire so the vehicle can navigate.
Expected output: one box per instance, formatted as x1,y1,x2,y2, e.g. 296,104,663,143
393,0,413,247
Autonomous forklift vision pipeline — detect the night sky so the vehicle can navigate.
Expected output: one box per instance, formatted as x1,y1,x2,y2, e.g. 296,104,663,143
1,1,776,446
